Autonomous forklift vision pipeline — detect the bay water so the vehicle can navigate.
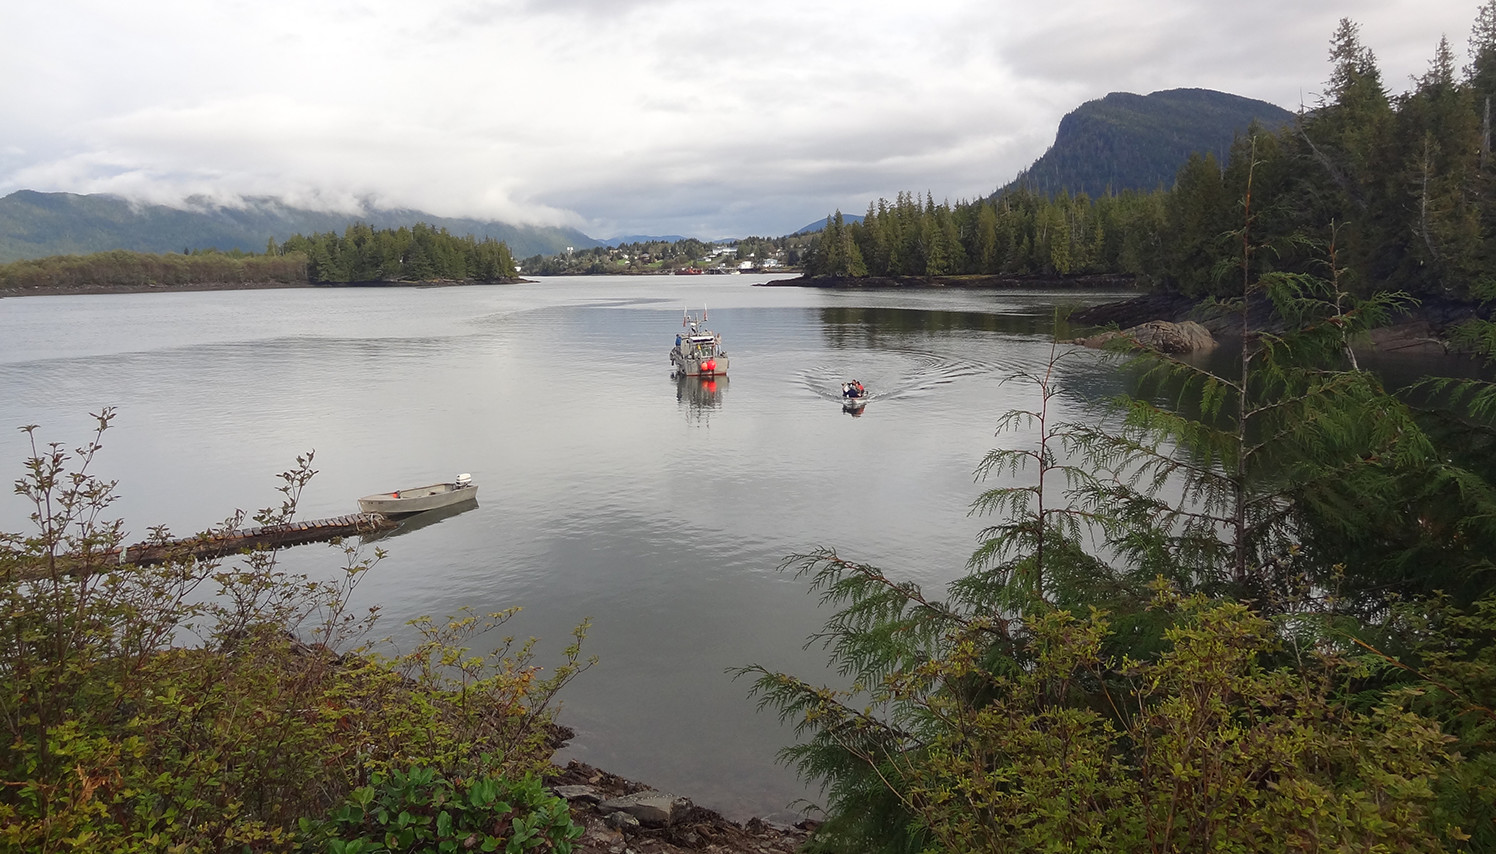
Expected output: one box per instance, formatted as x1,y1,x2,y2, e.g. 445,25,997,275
0,274,1133,820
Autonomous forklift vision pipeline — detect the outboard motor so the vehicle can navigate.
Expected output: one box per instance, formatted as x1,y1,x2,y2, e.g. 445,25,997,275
455,473,473,488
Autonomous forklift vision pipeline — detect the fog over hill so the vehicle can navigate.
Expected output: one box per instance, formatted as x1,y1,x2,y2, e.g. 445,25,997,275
1,88,1297,263
0,191,603,264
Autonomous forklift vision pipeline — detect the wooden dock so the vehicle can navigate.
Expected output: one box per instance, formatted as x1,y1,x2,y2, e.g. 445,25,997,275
117,512,398,566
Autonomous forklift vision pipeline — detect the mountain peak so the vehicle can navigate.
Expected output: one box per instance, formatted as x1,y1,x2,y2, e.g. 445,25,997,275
1000,87,1294,198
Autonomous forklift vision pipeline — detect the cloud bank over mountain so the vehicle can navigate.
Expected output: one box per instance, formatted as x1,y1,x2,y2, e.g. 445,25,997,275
1,0,1478,239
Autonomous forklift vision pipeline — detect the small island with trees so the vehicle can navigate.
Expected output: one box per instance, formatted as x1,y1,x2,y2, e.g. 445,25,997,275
0,222,523,297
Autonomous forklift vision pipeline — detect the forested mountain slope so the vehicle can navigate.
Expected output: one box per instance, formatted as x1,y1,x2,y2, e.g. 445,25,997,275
1000,88,1294,197
0,190,602,263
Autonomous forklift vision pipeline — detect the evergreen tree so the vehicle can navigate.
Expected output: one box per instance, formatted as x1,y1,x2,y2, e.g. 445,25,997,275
974,202,1001,272
918,211,946,277
1162,152,1229,295
1387,36,1483,295
1468,0,1496,106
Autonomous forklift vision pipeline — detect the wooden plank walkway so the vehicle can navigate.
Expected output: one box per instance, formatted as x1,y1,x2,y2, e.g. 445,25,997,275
117,512,398,566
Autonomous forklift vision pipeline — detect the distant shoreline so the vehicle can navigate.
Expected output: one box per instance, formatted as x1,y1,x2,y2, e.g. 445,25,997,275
2,271,1143,299
0,278,534,298
760,273,1140,289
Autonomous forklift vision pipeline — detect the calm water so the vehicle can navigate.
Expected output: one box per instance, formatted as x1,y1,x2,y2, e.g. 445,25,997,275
0,274,1132,820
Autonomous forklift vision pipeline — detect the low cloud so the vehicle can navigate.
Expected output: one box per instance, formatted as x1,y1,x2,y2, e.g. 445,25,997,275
0,0,1481,239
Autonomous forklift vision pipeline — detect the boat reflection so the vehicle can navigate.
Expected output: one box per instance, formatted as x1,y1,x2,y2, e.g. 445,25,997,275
676,373,728,410
360,495,479,543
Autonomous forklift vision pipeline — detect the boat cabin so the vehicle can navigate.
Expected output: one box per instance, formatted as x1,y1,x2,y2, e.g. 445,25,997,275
681,333,721,359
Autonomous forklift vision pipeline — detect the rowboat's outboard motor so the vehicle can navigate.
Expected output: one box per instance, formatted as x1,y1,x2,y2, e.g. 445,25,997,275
456,473,473,489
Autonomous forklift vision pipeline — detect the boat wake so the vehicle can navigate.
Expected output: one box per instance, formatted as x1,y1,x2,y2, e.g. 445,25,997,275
800,346,1008,404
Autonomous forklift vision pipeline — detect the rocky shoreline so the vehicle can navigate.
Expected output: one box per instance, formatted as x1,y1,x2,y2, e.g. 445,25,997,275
1068,291,1495,355
543,760,815,854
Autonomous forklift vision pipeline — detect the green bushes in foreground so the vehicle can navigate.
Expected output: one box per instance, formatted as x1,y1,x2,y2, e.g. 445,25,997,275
743,197,1496,850
297,766,582,854
0,414,590,852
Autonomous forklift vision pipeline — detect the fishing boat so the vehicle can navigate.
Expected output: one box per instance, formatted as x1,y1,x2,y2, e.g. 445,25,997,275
670,308,729,377
357,473,477,516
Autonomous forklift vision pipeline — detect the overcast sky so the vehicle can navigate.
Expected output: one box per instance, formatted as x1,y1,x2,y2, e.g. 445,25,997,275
0,1,1486,240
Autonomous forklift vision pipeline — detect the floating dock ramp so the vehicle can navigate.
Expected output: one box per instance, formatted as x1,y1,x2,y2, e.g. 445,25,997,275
116,513,397,566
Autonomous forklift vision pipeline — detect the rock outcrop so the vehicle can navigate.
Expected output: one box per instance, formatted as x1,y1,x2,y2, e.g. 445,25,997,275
1077,319,1217,354
597,791,693,827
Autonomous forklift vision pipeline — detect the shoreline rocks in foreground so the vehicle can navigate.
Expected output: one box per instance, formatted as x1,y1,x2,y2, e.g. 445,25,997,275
545,761,814,854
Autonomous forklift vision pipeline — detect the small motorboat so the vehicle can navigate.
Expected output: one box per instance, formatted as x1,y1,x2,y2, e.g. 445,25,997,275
841,380,869,409
358,473,477,516
671,308,729,377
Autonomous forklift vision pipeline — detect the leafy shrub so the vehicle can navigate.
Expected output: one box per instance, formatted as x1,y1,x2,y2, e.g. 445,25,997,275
297,765,582,854
0,411,591,851
904,594,1450,853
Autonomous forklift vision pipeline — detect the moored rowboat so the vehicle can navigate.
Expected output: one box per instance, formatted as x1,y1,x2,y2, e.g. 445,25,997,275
358,473,477,516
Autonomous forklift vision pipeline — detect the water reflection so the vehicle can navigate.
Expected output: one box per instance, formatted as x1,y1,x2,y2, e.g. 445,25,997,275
1122,338,1496,411
361,497,480,543
818,305,1063,341
676,373,728,414
0,277,1152,821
